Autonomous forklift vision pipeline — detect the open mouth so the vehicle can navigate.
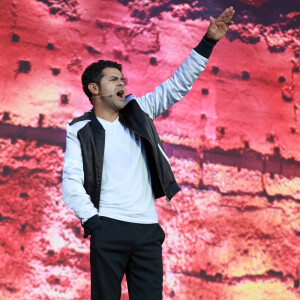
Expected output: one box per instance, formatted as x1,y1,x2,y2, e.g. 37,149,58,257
116,90,124,99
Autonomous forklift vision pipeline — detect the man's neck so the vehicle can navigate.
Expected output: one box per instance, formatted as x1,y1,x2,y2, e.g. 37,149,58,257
94,105,119,123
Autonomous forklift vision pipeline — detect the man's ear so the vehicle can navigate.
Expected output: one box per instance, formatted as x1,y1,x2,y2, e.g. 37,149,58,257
88,83,100,95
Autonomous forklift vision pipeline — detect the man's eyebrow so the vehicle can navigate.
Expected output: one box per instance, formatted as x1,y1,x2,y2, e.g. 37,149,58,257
109,75,125,80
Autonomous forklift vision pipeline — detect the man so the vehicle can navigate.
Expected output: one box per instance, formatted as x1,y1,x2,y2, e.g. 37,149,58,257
62,7,235,300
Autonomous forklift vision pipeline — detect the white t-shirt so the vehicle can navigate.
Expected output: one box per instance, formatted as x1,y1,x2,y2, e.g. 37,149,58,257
97,116,158,223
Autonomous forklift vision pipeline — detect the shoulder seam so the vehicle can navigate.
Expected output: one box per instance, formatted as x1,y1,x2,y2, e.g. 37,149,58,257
69,112,91,126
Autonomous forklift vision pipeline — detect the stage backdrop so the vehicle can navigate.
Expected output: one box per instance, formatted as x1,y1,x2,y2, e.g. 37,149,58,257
0,0,300,299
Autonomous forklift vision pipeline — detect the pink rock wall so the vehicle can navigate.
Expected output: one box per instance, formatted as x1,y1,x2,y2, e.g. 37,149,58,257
0,0,300,299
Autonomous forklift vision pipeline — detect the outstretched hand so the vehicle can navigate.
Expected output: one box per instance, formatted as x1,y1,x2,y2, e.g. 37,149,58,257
207,7,235,41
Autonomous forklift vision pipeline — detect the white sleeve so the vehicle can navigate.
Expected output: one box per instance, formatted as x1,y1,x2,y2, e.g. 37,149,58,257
136,50,209,119
62,124,99,223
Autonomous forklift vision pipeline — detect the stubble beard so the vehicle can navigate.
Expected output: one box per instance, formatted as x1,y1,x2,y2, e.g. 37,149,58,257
110,96,125,112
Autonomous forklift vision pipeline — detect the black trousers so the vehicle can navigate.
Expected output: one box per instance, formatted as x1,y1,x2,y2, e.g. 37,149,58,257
90,216,165,300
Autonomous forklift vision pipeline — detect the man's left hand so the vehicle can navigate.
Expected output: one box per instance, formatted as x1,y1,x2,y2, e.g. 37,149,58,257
207,7,235,41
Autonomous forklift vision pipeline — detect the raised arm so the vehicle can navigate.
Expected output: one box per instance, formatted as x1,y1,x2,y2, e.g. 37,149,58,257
135,7,235,119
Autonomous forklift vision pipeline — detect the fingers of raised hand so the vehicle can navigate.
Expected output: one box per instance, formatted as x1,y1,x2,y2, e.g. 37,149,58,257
209,16,215,24
216,7,235,24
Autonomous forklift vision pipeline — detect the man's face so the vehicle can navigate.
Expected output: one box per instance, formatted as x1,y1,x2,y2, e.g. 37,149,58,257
97,67,126,112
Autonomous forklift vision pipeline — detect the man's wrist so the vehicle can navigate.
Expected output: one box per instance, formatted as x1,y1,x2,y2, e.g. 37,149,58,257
193,33,218,59
83,214,103,237
206,33,219,42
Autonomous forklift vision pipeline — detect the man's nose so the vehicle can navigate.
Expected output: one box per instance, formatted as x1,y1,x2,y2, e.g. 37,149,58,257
117,80,124,86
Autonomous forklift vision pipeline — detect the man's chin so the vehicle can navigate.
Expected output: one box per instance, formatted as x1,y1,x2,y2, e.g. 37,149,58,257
114,102,125,111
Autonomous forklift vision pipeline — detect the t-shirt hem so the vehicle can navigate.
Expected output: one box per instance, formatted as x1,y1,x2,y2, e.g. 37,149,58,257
98,212,158,224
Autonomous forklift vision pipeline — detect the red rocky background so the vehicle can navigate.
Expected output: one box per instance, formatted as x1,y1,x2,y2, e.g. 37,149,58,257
0,0,300,299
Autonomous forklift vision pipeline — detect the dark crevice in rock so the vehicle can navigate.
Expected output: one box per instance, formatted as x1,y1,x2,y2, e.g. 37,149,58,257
201,146,300,179
0,122,66,150
0,213,14,223
1,121,300,180
28,168,50,175
162,142,198,161
60,94,69,104
2,166,12,177
85,45,101,55
46,43,55,50
180,182,300,204
178,268,298,285
17,60,31,73
51,68,60,76
2,112,10,121
11,33,20,42
37,0,80,21
12,155,33,161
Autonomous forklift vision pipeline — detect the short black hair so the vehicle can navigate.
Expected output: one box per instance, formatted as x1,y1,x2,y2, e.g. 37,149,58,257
81,60,122,100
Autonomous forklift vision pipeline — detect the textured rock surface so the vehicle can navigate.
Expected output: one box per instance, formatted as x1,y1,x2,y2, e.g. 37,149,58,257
0,0,300,299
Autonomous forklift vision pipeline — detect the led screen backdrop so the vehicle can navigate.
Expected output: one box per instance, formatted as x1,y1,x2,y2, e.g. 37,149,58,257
0,0,300,299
